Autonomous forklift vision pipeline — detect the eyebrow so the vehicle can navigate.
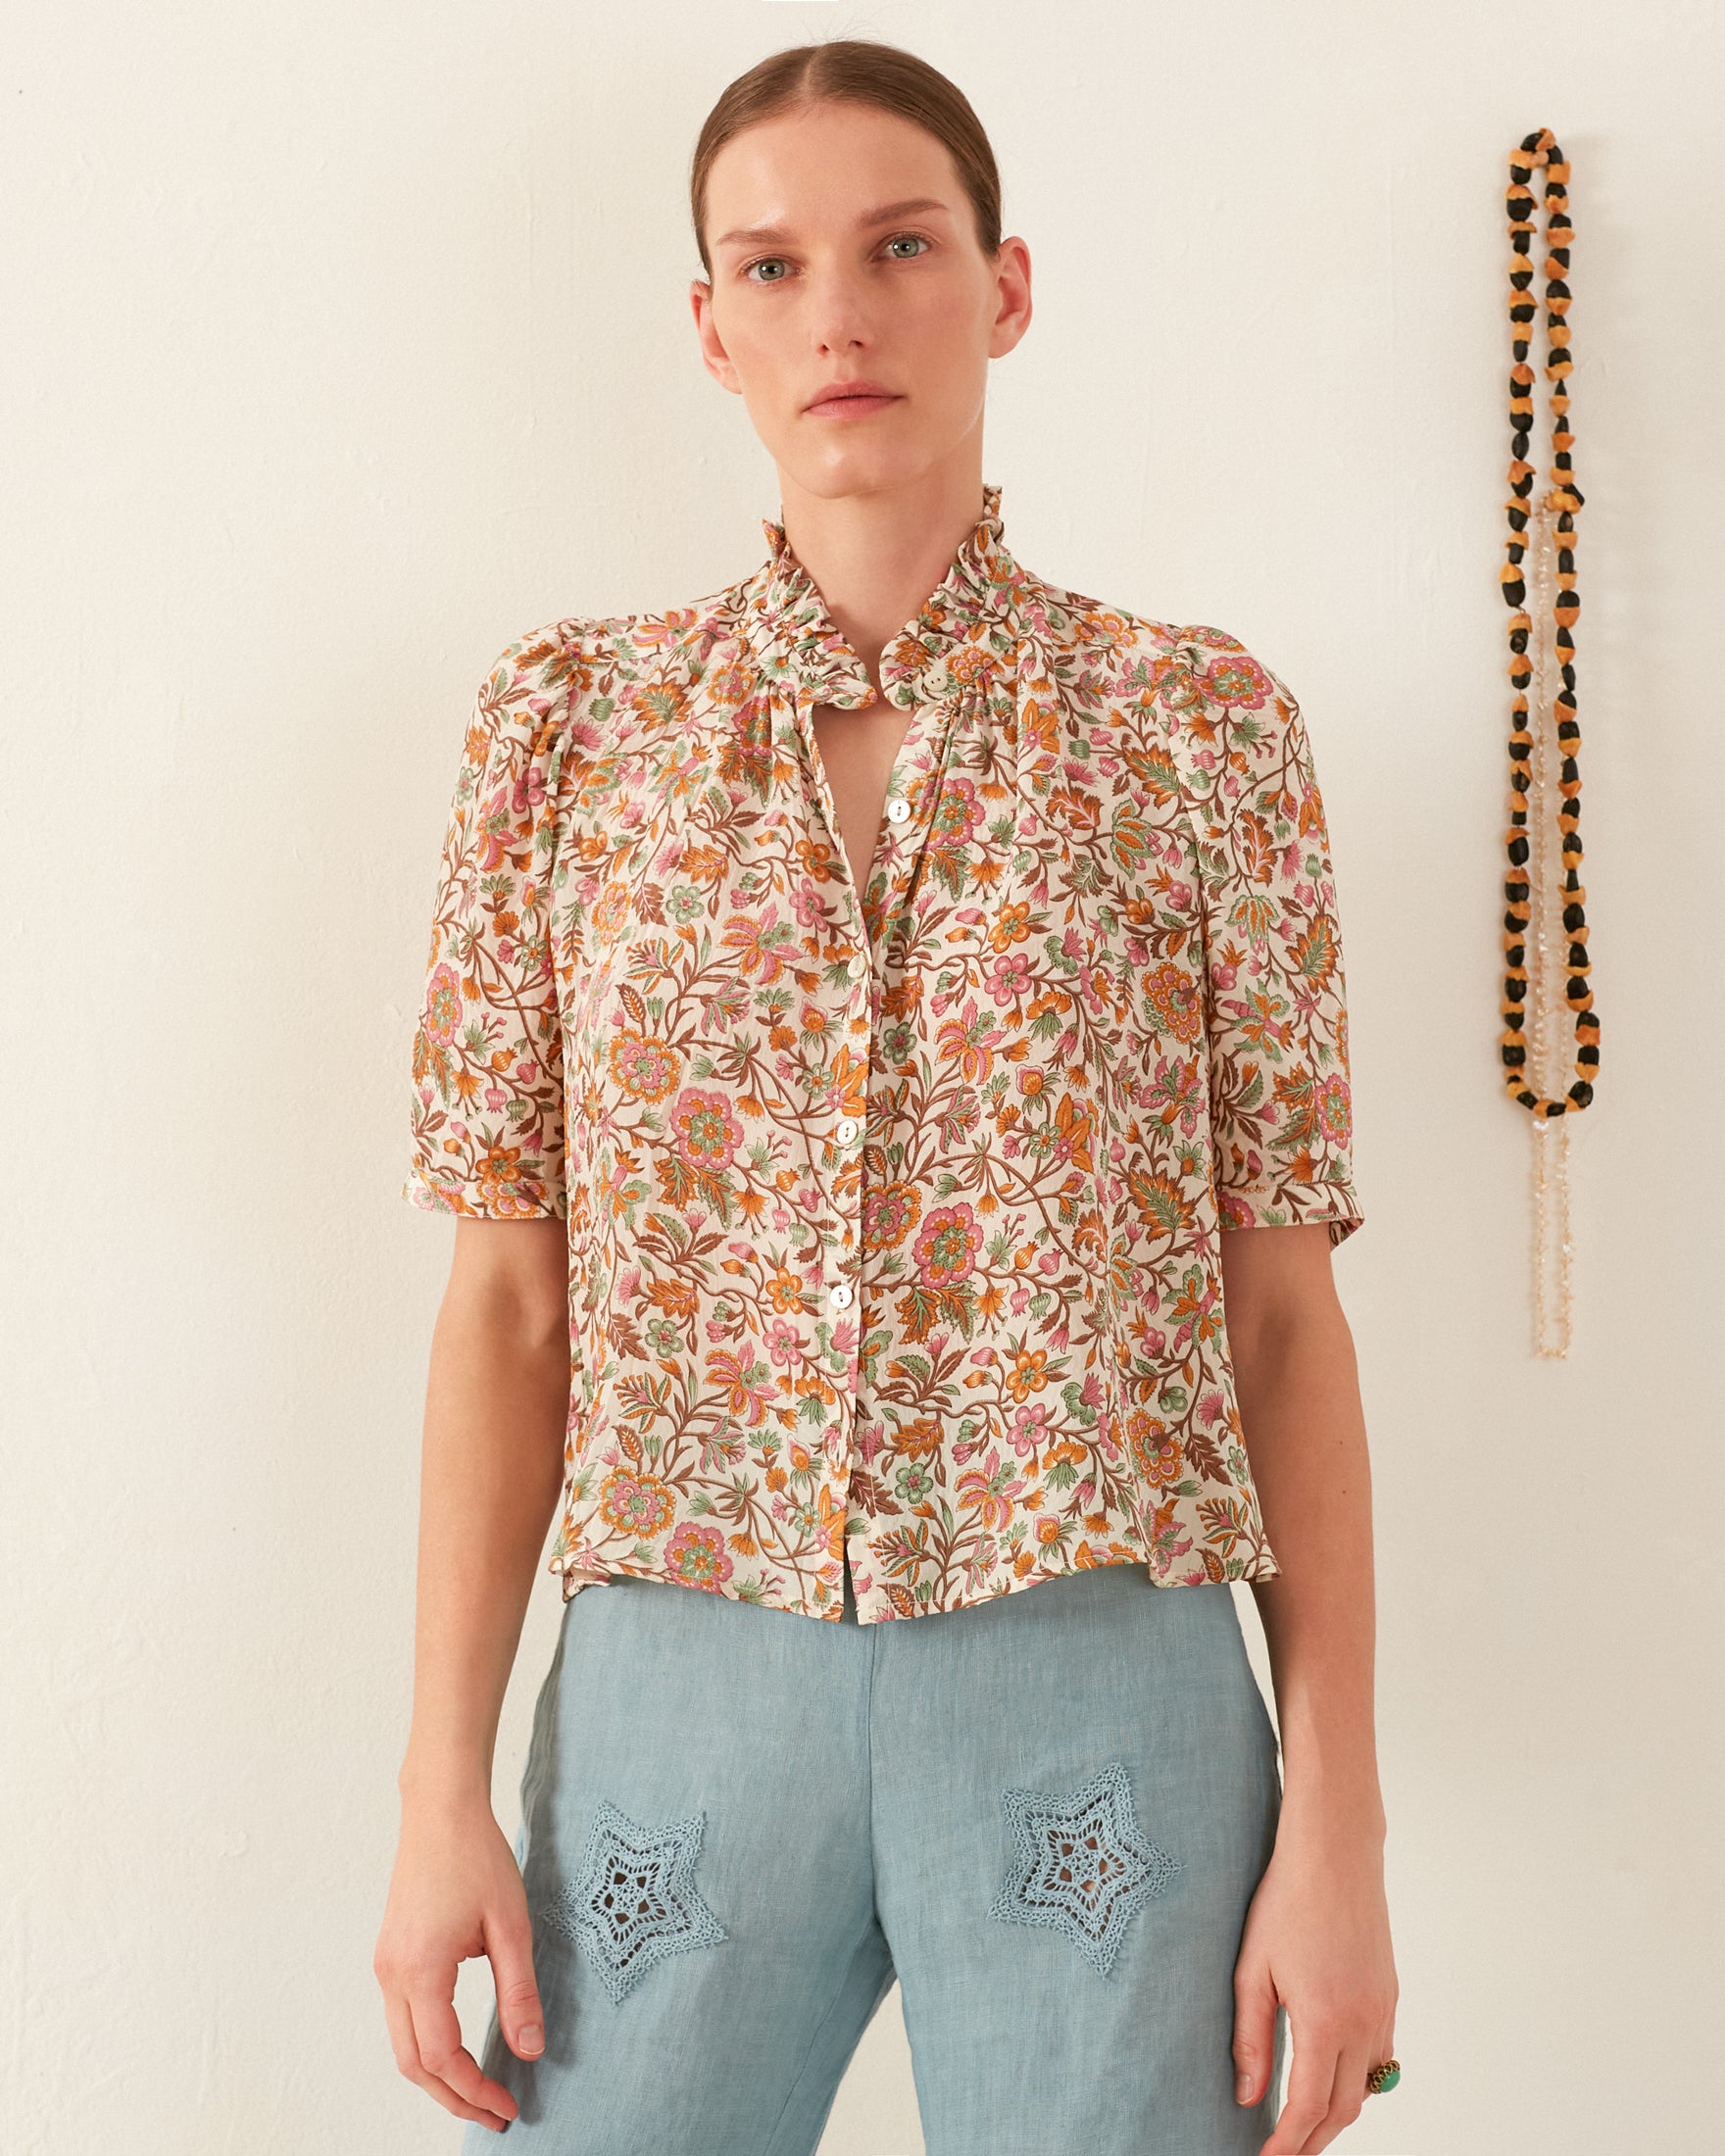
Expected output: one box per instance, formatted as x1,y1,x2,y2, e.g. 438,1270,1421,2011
710,197,954,253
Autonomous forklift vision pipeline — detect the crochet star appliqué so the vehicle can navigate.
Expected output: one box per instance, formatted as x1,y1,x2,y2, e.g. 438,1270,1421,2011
539,1798,727,2003
988,1760,1181,1976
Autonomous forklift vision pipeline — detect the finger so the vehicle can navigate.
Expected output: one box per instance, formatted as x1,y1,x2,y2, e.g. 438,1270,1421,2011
381,1983,507,2128
407,1980,521,2128
484,1905,547,2062
1259,2013,1340,2155
1302,2035,1373,2153
1231,1955,1278,2110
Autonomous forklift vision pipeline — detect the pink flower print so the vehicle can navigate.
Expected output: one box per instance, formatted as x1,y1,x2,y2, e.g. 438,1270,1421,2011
912,1203,982,1290
671,1087,744,1170
706,1348,773,1428
934,1001,1004,1086
987,952,1032,1006
1147,1053,1204,1137
475,782,516,871
1315,1072,1353,1149
665,1521,733,1592
1010,1401,1052,1459
422,962,462,1048
597,1468,674,1540
955,1446,1024,1531
929,775,983,850
1204,656,1273,709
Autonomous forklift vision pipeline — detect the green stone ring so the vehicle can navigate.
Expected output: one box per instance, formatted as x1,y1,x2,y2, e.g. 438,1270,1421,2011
1365,2059,1402,2095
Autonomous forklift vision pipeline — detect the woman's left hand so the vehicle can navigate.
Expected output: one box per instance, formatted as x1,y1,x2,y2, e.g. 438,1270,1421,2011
1230,1816,1400,2153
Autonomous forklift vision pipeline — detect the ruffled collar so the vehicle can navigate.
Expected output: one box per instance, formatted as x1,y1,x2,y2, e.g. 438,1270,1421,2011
742,479,1022,710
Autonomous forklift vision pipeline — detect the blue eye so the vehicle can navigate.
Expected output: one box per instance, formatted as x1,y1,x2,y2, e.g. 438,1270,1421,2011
740,233,933,284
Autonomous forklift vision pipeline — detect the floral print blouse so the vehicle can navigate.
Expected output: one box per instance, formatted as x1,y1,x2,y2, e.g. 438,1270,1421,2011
402,481,1363,1623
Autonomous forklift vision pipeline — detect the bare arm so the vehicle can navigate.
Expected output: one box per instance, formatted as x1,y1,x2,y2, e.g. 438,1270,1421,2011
374,1214,570,2134
1219,1222,1398,2156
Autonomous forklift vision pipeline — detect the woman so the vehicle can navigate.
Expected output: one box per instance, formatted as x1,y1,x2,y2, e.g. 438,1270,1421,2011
375,37,1399,2156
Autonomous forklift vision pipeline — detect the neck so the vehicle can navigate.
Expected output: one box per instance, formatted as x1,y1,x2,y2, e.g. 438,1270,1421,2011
774,457,988,681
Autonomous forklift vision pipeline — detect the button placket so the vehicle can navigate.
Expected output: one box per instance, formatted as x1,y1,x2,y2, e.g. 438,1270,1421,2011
827,951,867,1340
771,626,997,1564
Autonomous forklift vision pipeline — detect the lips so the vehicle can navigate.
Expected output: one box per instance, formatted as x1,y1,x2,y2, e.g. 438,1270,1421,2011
805,381,901,416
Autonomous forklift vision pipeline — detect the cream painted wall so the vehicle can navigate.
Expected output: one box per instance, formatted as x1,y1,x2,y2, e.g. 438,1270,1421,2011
4,4,1720,2151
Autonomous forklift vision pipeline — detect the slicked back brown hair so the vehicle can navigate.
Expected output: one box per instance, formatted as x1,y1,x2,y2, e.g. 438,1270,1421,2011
690,39,1003,279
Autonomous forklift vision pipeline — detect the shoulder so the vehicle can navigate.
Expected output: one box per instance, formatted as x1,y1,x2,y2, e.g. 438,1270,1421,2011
1010,568,1283,708
1013,568,1300,764
482,576,753,756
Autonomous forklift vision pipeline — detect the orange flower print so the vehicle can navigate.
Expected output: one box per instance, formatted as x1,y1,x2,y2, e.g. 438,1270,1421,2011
989,900,1032,954
1006,1348,1051,1402
764,1265,805,1313
474,1142,549,1217
598,1468,676,1540
609,1030,682,1102
823,1044,869,1118
1144,962,1203,1044
677,843,727,886
1051,1093,1094,1171
590,879,632,946
1126,1411,1185,1490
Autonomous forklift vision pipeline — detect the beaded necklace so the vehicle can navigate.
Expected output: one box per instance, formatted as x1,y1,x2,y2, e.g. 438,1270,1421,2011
1500,129,1597,1356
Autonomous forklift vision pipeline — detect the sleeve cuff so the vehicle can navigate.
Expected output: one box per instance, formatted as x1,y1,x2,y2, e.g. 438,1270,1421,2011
1215,1177,1364,1248
400,1171,567,1222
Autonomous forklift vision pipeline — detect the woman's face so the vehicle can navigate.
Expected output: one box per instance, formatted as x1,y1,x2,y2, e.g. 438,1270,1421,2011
692,100,1030,502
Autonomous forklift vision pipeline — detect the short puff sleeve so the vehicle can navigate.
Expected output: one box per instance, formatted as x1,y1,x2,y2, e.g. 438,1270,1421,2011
401,632,571,1219
1174,629,1364,1249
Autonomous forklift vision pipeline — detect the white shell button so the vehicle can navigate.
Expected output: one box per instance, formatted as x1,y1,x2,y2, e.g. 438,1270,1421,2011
886,797,911,823
828,1281,854,1309
846,953,869,981
835,1117,860,1145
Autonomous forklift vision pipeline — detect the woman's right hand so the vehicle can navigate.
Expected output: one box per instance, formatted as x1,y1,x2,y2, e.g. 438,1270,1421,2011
373,1790,546,2133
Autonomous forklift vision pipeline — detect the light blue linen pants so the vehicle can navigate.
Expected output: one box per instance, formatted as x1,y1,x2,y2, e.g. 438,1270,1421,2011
462,1558,1288,2154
